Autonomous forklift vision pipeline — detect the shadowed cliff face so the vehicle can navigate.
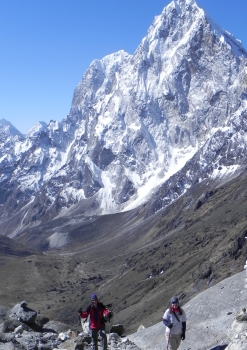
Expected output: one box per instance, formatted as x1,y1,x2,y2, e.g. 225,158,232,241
0,171,246,335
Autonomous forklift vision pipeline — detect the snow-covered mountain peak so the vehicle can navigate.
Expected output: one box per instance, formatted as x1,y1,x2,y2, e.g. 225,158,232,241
100,50,131,68
0,0,247,237
0,118,23,137
167,0,198,12
27,121,48,137
203,15,246,57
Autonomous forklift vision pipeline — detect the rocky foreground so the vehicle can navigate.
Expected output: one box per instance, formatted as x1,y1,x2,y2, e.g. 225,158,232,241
1,271,247,349
0,300,140,350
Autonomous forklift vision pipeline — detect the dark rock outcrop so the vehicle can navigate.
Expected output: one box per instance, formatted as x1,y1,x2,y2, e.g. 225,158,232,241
10,300,37,324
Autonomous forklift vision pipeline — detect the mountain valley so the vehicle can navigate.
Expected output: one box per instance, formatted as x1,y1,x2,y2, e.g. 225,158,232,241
1,170,246,335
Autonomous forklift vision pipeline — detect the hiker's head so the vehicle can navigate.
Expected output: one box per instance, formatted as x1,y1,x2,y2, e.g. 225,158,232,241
170,296,179,308
90,293,98,304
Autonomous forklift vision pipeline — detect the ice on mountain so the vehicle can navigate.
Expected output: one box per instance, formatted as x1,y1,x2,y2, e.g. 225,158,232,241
0,0,247,232
0,118,23,137
27,121,47,137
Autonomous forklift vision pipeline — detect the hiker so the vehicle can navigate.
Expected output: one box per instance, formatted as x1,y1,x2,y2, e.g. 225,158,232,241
162,296,187,350
78,293,112,350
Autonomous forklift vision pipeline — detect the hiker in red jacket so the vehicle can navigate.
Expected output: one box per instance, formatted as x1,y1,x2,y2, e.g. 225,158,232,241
79,293,111,350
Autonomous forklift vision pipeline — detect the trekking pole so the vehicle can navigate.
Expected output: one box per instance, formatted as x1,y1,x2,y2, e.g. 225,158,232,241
166,331,171,350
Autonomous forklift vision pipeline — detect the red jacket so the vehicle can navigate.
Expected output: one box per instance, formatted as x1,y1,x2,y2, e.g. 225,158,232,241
79,302,110,330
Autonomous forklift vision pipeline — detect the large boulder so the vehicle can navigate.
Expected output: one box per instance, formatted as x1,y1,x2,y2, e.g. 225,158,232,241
10,300,37,324
110,324,124,336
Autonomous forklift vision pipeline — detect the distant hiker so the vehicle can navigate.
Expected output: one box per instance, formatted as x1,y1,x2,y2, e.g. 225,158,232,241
162,296,187,350
78,293,112,350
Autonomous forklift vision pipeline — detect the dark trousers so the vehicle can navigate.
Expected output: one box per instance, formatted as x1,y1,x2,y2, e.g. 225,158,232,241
91,328,107,350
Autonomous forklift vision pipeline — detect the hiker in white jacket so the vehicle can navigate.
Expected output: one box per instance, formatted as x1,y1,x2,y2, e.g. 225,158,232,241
162,296,187,350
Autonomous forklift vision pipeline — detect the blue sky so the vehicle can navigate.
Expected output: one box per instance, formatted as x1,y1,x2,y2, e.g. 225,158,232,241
1,0,246,134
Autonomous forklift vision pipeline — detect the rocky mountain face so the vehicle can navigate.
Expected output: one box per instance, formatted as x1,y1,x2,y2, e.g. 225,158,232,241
1,0,247,240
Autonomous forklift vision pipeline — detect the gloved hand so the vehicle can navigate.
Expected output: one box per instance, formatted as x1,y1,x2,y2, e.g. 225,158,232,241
181,332,185,340
169,324,173,329
78,307,82,313
108,311,113,319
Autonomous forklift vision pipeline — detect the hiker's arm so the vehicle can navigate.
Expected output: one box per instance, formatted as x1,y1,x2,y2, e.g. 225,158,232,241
103,308,109,316
78,309,89,318
103,308,113,319
181,321,186,340
162,317,172,328
162,310,172,328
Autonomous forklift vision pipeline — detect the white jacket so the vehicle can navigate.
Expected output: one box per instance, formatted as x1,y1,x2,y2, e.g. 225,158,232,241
163,308,187,335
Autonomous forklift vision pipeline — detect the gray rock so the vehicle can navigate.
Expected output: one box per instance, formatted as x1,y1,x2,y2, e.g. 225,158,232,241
13,331,38,349
43,320,70,333
0,343,16,350
108,332,121,342
74,335,92,350
110,324,124,336
10,300,37,324
236,313,247,322
107,333,141,350
208,346,228,350
74,337,88,350
0,318,22,333
35,314,49,327
136,325,145,332
57,338,83,350
14,325,24,334
0,331,15,343
38,345,55,350
42,332,58,340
